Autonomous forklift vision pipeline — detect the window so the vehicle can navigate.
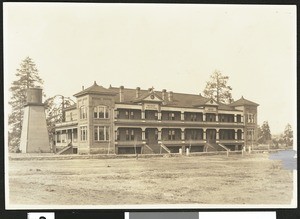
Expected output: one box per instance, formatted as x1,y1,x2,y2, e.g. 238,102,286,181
56,132,61,143
237,115,242,123
130,111,134,119
247,113,254,123
191,130,197,139
155,130,158,140
219,115,225,122
145,110,158,120
237,130,242,140
94,106,109,119
126,130,130,141
80,106,87,119
125,129,135,141
115,110,119,119
247,129,254,140
73,129,78,142
168,130,176,140
168,112,175,120
190,114,197,121
94,126,110,141
206,113,216,122
116,130,120,140
61,130,66,143
80,126,88,141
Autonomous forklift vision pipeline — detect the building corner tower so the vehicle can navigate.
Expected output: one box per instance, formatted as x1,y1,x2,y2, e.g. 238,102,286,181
20,88,50,153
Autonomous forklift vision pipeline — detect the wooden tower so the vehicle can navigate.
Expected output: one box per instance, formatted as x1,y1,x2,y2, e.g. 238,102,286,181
19,88,50,153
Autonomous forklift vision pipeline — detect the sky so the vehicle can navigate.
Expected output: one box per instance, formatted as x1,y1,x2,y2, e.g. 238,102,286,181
3,3,297,135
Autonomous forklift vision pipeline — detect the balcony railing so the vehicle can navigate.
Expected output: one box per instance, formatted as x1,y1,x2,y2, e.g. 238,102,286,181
115,140,144,146
115,118,244,125
55,121,78,127
217,139,244,143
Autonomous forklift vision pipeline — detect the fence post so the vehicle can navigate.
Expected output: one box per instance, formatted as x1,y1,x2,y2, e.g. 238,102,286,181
186,148,190,156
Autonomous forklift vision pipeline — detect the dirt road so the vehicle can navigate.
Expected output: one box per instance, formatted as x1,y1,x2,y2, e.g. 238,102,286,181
7,153,294,207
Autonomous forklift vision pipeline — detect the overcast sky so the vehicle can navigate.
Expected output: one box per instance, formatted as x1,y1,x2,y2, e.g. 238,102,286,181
4,3,296,135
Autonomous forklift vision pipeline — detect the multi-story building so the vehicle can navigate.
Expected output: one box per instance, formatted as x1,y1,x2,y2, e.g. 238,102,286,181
54,82,259,154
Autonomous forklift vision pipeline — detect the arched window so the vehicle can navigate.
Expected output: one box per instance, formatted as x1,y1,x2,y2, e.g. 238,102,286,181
94,105,109,119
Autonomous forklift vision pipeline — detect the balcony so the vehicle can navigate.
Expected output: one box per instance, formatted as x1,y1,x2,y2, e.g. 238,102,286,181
114,118,244,128
184,140,206,145
160,140,184,145
217,139,244,144
55,121,78,128
115,140,144,147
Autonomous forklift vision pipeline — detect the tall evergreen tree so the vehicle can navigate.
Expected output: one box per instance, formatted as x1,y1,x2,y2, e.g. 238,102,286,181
260,121,272,144
203,70,233,104
283,123,293,147
8,57,44,151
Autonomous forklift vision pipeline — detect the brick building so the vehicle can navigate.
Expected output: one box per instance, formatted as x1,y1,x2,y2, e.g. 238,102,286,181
54,82,259,154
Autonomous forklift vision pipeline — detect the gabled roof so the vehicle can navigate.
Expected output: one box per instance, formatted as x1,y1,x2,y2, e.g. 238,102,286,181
74,81,117,97
132,91,163,103
75,83,257,110
229,96,259,107
108,86,212,108
193,98,219,107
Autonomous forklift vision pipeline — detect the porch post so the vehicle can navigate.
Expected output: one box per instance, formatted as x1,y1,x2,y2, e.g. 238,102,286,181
142,127,146,141
141,111,145,120
181,111,185,121
157,127,162,141
181,128,185,140
158,112,161,121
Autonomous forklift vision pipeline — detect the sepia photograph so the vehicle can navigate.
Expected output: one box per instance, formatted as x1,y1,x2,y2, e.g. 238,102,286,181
3,3,297,209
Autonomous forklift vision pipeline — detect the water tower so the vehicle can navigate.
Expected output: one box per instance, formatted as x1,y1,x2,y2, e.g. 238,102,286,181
19,87,50,153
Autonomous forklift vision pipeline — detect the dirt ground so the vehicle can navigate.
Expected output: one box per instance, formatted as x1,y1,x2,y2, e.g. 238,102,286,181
7,153,295,207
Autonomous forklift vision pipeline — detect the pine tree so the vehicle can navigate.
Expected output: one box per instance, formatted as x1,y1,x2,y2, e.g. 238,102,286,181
260,121,272,144
283,123,293,147
8,57,44,152
203,70,233,104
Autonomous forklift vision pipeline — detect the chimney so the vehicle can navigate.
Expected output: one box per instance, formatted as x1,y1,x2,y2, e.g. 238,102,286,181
168,91,173,102
119,86,124,102
162,89,167,101
136,87,141,98
82,86,84,91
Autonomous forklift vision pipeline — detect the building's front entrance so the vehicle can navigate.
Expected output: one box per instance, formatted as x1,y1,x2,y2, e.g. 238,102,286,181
206,129,216,143
145,128,159,153
146,128,158,145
